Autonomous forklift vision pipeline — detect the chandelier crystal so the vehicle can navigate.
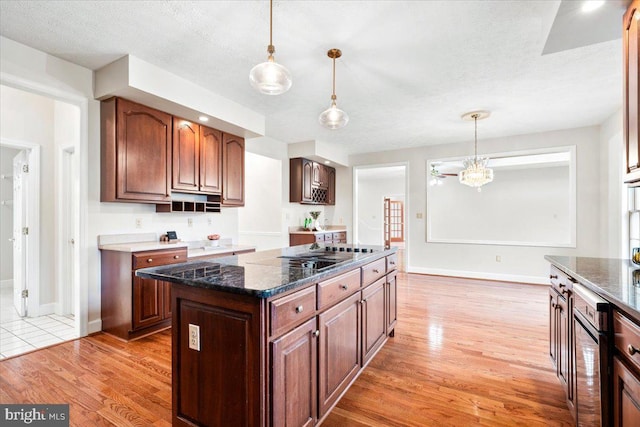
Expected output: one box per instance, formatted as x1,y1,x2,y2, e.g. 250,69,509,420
249,0,292,95
319,48,349,129
459,111,493,191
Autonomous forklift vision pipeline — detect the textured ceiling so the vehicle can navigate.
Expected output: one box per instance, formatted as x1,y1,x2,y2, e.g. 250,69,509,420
0,0,626,155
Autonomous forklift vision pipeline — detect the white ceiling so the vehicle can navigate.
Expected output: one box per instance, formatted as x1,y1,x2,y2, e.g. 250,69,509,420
0,0,628,155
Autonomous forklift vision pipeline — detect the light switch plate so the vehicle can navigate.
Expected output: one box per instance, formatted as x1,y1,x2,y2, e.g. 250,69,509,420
188,324,200,351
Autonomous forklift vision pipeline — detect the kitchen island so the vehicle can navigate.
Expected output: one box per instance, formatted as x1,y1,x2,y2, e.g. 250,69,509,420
545,256,640,425
137,243,398,427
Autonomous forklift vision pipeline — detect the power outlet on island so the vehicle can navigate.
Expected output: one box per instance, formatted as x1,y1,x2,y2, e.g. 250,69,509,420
188,324,200,351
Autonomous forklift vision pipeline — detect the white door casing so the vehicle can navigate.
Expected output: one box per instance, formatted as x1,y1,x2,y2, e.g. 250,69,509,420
12,150,27,317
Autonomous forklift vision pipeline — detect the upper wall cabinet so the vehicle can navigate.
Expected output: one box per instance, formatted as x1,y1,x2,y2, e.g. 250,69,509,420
624,0,640,184
101,97,172,204
172,118,222,195
222,133,245,206
290,157,336,205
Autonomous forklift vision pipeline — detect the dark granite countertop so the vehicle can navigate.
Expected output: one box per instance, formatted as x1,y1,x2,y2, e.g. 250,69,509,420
137,243,397,298
545,255,640,320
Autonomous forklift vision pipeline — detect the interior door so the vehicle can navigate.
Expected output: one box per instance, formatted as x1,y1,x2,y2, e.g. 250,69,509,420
12,150,28,317
389,200,404,242
383,198,391,248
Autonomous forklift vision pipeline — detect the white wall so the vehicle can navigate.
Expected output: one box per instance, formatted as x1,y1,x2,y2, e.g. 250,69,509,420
351,126,603,284
0,146,20,285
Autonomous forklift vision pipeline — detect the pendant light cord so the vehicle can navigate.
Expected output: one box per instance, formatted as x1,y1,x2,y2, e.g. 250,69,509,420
474,114,478,160
269,0,273,46
332,57,336,98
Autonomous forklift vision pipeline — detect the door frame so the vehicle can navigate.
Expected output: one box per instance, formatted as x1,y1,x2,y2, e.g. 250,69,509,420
2,139,40,317
58,146,77,315
352,162,409,251
1,73,89,336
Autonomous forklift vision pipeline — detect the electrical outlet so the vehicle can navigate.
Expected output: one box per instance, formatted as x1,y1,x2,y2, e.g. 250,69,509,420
188,324,200,351
135,218,142,229
496,255,501,262
416,213,423,219
187,218,193,227
207,217,212,226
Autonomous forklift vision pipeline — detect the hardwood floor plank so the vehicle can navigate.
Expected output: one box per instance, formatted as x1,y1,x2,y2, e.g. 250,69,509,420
0,273,573,426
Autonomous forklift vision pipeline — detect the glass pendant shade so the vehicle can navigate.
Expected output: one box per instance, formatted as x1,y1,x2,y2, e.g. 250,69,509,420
319,100,349,129
249,55,292,95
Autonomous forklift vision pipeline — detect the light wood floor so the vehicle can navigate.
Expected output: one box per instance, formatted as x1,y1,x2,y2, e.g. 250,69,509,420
0,274,573,426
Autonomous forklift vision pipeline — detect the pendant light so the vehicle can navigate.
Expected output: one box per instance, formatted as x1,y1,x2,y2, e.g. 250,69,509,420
459,111,493,192
249,0,292,95
319,48,349,129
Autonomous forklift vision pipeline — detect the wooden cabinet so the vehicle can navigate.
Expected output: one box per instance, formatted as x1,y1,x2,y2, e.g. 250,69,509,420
613,310,640,426
271,317,318,427
386,270,397,335
222,133,245,206
290,157,336,205
548,266,575,417
289,231,347,247
100,247,186,340
362,277,387,365
317,291,362,418
624,0,640,184
101,97,172,203
172,118,222,194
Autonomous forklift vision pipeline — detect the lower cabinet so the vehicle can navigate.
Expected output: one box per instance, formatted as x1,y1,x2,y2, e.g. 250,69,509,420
318,292,362,417
613,356,640,426
271,317,318,427
101,247,186,340
362,277,387,365
386,270,398,334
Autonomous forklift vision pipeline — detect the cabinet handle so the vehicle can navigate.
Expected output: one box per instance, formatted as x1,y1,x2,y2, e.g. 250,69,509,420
340,284,348,290
558,283,566,288
550,274,558,279
360,300,366,305
372,269,379,274
174,255,180,259
628,344,640,356
313,330,320,338
390,261,396,265
147,258,153,263
551,302,556,309
295,305,304,313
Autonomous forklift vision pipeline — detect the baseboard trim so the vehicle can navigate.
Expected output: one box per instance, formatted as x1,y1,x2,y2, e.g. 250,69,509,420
406,267,548,285
37,303,56,316
87,319,102,335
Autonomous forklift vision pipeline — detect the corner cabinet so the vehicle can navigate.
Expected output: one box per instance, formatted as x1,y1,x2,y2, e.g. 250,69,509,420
100,247,187,340
169,251,398,426
222,133,245,206
612,310,640,426
290,157,336,205
101,97,172,203
624,0,640,184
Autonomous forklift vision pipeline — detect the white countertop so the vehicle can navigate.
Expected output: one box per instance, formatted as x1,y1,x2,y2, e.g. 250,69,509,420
289,226,347,235
98,241,189,252
187,245,256,258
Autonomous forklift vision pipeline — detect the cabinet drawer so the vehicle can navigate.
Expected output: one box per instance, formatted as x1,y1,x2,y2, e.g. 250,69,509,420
317,269,361,310
332,232,346,241
132,248,187,269
315,233,326,243
270,286,317,337
549,265,573,294
614,310,640,372
386,253,398,271
362,258,386,286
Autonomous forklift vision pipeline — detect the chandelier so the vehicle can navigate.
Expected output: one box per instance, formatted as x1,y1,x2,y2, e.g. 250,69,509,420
459,111,493,191
249,0,292,95
319,48,349,129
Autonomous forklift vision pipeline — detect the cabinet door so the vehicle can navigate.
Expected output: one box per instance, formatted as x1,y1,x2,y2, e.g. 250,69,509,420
318,291,361,417
115,98,172,202
222,133,245,206
386,271,397,335
199,126,222,194
549,288,558,368
624,1,640,182
557,292,574,407
271,317,317,427
362,278,387,365
327,167,336,205
132,275,163,330
172,118,200,192
163,281,172,319
613,356,640,426
302,159,314,202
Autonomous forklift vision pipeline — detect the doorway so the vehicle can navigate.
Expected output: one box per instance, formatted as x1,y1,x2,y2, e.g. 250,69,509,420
354,164,407,271
0,83,83,359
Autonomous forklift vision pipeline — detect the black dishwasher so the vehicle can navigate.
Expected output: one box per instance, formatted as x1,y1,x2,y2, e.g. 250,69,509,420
573,282,610,426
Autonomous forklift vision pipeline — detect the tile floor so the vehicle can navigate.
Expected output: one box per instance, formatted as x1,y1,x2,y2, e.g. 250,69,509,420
0,286,77,360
